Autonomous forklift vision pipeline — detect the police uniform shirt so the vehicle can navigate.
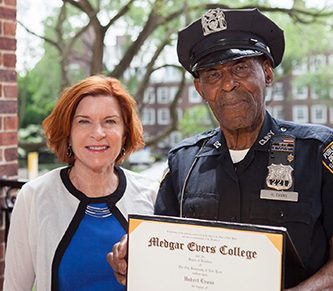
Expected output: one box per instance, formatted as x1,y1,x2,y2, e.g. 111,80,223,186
155,111,333,288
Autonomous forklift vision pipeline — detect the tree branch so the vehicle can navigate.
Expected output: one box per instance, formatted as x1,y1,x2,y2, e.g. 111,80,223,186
136,31,174,110
104,0,135,30
17,20,61,50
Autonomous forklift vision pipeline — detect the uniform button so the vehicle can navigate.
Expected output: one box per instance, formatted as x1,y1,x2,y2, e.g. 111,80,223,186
279,211,284,217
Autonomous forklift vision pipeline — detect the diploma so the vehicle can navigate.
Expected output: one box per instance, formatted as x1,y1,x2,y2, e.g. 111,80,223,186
127,215,289,291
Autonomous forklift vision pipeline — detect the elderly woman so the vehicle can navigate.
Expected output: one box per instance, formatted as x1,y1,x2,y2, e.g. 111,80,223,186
4,75,158,291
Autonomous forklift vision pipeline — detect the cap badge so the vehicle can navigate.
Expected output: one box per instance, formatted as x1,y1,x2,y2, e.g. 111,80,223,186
201,8,227,36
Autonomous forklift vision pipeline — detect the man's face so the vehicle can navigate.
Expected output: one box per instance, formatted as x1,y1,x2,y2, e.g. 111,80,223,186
194,57,273,133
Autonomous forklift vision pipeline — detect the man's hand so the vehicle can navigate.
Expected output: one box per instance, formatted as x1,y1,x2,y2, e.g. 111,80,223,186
107,234,128,286
284,236,333,290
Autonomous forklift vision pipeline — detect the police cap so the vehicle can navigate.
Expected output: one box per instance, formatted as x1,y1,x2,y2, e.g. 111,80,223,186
177,8,285,76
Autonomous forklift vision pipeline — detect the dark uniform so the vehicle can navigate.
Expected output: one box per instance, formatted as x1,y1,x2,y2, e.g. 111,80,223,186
155,112,333,288
154,7,333,289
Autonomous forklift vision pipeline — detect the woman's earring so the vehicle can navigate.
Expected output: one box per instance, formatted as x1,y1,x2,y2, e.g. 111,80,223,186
67,145,73,157
121,148,126,156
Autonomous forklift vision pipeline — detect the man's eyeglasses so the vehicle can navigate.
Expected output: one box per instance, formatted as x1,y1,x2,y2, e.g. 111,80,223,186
198,60,255,85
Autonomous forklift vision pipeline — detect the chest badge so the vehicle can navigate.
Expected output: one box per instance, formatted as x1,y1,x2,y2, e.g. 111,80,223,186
266,163,294,191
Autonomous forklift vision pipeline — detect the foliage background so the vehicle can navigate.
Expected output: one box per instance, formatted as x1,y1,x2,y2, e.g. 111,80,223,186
16,0,333,161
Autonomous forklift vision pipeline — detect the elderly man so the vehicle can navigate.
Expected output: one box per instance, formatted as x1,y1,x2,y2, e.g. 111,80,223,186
109,8,333,290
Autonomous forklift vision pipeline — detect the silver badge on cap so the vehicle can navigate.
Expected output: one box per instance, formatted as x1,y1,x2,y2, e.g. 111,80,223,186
201,8,227,36
266,163,293,191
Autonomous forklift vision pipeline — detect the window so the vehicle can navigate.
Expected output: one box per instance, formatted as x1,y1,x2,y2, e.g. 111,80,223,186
292,106,308,123
141,108,155,125
311,105,327,124
311,87,328,100
329,82,333,99
157,108,170,125
157,87,169,104
292,59,307,75
144,87,155,104
292,84,308,100
265,87,273,102
272,106,284,120
188,86,202,103
267,106,284,120
169,86,178,103
169,131,183,147
272,82,284,101
310,87,319,100
329,54,333,66
177,108,183,121
309,54,326,72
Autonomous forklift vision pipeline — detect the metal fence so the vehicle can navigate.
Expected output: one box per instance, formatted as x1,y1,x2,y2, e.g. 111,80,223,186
0,178,26,244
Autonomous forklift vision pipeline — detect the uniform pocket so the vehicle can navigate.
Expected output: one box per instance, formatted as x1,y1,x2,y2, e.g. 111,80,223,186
249,200,312,225
183,192,219,220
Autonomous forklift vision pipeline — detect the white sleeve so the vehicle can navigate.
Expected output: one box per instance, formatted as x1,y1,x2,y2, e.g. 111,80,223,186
3,185,35,291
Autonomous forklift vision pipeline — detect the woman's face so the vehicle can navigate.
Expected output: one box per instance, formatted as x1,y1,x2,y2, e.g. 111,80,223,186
70,95,126,173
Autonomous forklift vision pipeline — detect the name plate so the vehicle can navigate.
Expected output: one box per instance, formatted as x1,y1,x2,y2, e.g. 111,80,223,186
127,215,287,291
260,189,299,202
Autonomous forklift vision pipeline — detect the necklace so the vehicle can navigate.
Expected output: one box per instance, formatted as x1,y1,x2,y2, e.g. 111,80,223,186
85,204,112,218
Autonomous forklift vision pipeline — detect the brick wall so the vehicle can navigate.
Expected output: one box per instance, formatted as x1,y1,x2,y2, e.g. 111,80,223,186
0,0,17,287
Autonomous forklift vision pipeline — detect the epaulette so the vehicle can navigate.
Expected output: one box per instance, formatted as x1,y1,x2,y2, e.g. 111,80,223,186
274,119,333,144
169,128,219,153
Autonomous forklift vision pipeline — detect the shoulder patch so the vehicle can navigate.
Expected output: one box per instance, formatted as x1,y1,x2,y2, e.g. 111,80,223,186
323,141,333,174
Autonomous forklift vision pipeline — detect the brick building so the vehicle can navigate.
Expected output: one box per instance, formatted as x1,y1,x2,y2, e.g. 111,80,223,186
142,53,333,152
142,81,206,151
0,0,17,286
266,53,333,127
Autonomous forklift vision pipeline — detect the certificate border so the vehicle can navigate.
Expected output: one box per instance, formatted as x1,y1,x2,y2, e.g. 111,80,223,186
127,214,292,291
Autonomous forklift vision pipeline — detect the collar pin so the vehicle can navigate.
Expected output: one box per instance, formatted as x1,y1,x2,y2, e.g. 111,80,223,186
213,141,222,149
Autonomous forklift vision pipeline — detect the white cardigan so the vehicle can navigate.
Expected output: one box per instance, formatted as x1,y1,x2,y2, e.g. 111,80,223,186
3,167,158,291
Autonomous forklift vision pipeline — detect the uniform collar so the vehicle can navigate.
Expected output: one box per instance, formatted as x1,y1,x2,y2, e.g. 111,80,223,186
197,111,289,156
196,128,226,157
254,111,292,151
198,111,290,157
